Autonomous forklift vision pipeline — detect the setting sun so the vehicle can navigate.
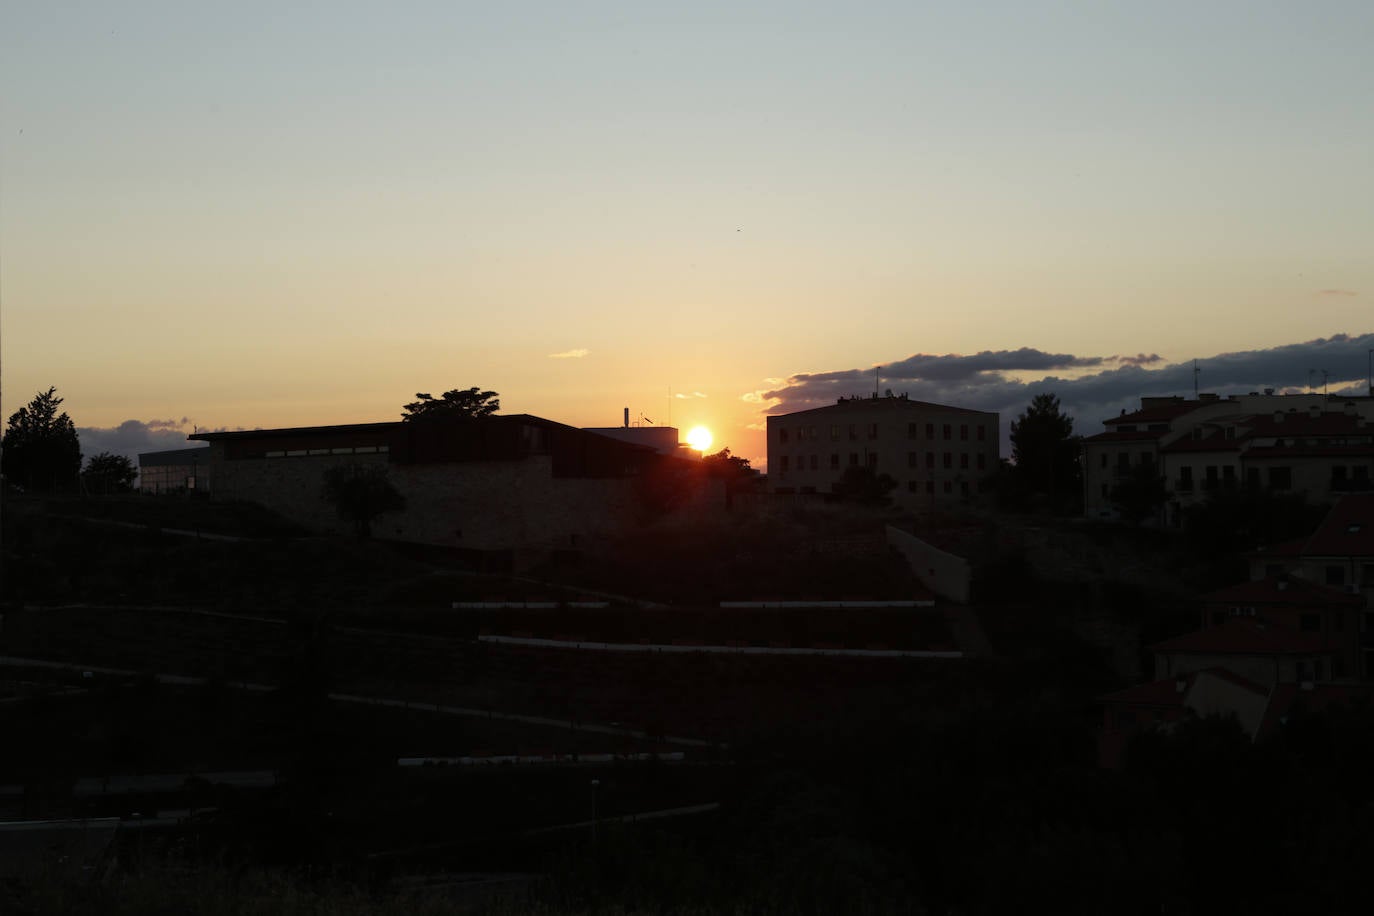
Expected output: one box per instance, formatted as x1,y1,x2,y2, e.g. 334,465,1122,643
686,426,713,452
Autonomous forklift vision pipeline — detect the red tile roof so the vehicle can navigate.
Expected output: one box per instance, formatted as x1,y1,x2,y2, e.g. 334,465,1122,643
1082,429,1165,443
1300,494,1374,558
1151,618,1330,655
1105,401,1203,426
1242,412,1370,437
1161,433,1241,454
1202,576,1361,609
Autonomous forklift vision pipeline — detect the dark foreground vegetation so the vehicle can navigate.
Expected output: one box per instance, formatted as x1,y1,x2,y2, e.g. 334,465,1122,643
4,494,1373,914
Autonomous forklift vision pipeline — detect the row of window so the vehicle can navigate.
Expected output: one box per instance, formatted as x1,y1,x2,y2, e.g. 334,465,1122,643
778,422,988,444
262,445,390,458
779,451,988,473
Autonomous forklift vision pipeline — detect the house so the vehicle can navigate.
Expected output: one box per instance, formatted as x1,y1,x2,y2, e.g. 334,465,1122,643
180,414,687,567
766,393,999,511
1082,393,1374,523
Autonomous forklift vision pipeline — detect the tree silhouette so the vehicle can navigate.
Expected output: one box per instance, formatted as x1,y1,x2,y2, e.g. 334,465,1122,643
831,465,898,506
1109,460,1168,524
82,451,137,495
1009,393,1081,512
2,387,82,492
402,388,500,420
320,464,406,537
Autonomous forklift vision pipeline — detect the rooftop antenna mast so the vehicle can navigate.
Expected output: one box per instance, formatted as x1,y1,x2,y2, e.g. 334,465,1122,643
875,366,881,398
1193,360,1200,399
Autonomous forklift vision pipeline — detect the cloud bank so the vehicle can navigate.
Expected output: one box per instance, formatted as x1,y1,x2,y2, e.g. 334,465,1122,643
77,419,205,469
548,348,590,359
749,332,1374,440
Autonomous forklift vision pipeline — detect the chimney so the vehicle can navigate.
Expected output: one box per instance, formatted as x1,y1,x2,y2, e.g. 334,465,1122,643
623,407,629,428
1264,388,1275,395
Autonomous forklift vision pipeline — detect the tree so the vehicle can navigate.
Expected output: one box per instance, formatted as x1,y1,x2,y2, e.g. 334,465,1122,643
1109,460,1168,525
831,465,898,506
2,387,82,492
402,387,500,421
1009,393,1081,512
82,451,137,495
320,464,406,537
702,447,761,509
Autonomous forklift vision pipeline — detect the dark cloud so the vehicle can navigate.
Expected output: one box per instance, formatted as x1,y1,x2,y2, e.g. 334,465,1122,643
752,333,1374,446
77,420,204,469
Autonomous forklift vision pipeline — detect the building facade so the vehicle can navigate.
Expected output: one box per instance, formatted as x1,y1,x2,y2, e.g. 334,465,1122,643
176,415,684,567
1082,393,1374,523
766,394,999,511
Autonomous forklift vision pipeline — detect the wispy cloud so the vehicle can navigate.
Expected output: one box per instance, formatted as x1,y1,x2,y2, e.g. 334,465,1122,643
548,348,590,359
674,391,707,399
1317,289,1358,297
751,333,1374,440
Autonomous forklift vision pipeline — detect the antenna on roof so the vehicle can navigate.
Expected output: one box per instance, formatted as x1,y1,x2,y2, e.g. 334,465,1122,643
1193,360,1200,399
875,366,881,398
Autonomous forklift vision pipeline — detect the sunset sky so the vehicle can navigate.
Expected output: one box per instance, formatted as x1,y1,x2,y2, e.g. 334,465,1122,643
4,2,1372,468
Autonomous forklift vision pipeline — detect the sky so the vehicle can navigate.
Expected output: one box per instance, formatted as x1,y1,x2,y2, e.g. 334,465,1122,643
4,2,1372,469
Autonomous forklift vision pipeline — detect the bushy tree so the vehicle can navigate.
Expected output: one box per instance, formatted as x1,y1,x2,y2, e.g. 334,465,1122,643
82,451,137,495
1009,393,1081,512
2,387,82,492
831,465,898,506
1110,460,1168,524
402,387,499,420
320,464,406,537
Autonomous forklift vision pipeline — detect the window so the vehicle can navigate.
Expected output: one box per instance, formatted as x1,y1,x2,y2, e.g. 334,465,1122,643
977,426,986,442
943,424,952,440
908,451,918,468
780,456,790,471
942,452,952,469
907,480,917,492
925,481,934,494
926,452,935,469
1118,452,1130,469
780,428,789,443
977,453,986,471
809,454,818,470
867,423,879,440
942,481,952,493
960,453,969,469
830,453,840,470
849,452,859,466
925,423,934,438
1178,466,1193,491
1100,453,1108,469
907,422,917,439
830,425,840,441
848,424,858,441
867,453,878,469
809,426,818,441
960,482,969,496
960,424,968,441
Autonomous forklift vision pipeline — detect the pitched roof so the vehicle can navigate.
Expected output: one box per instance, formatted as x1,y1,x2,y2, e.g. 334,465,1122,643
1104,401,1203,426
1300,494,1374,558
772,397,996,419
1151,618,1330,655
1202,575,1361,609
1082,429,1163,444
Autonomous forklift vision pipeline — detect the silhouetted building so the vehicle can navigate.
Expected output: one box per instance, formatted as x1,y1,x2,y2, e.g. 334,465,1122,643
185,415,679,567
138,445,212,494
766,394,999,511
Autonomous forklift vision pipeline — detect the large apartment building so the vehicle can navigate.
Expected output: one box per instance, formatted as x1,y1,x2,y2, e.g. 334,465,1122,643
1083,392,1374,523
766,394,999,511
